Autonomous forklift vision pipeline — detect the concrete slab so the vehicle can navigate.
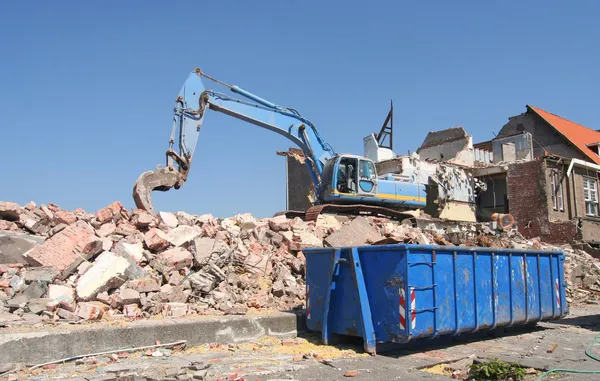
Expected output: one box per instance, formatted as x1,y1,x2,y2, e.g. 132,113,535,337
0,231,45,264
0,311,305,364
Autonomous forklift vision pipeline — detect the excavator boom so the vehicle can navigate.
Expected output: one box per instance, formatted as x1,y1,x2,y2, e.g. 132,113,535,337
133,67,335,214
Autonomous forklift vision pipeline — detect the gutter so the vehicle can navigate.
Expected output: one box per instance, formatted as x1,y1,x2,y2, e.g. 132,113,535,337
566,158,600,177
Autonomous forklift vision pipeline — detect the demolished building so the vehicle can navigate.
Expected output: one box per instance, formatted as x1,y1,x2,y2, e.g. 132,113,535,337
472,105,600,247
277,104,600,252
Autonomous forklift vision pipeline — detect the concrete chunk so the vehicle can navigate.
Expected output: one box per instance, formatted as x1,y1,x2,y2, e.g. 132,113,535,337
24,221,102,279
0,232,42,264
324,217,383,247
167,226,202,247
188,271,217,293
76,251,132,300
114,241,144,263
48,284,75,304
192,237,215,264
162,302,189,317
27,298,50,314
268,215,291,232
159,212,179,229
118,288,140,306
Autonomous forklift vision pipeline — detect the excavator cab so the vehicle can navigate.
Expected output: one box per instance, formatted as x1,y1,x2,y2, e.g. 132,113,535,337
320,155,378,203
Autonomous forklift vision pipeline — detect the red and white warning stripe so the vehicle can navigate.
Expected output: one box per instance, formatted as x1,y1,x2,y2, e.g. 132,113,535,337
410,288,416,329
306,284,311,319
399,288,406,330
399,287,416,330
555,279,560,310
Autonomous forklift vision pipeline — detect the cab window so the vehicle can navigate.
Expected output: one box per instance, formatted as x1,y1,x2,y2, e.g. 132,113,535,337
359,160,376,181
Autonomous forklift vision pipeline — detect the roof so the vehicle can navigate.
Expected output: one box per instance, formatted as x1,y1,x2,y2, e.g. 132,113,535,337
527,105,600,165
473,140,492,152
418,127,468,151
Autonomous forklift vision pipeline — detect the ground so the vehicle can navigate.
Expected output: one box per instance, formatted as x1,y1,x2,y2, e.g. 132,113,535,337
2,307,600,381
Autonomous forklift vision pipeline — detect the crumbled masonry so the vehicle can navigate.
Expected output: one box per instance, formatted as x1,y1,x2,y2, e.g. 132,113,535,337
0,200,598,326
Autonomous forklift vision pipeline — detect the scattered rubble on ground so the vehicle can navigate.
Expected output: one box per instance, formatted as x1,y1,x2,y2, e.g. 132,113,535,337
0,200,598,326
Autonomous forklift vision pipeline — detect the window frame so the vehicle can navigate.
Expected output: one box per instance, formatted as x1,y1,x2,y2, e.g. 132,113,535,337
583,175,599,217
551,171,564,211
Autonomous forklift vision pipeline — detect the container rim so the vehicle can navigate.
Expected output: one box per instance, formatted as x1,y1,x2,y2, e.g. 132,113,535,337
302,243,564,255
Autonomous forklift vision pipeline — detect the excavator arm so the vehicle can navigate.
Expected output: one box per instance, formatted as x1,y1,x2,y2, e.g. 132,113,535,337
133,68,336,214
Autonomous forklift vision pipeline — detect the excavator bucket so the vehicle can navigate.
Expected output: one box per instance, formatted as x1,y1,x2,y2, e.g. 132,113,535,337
133,167,183,215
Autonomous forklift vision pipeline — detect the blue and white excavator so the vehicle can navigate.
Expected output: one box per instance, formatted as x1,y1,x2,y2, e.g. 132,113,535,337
133,68,427,222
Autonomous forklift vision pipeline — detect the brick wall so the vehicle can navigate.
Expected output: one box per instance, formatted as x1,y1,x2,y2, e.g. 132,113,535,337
507,159,577,243
283,152,313,211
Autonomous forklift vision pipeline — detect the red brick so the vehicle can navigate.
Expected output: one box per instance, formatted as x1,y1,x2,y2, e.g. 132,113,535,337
54,210,77,225
24,221,102,279
507,160,578,244
132,209,156,228
0,220,18,231
144,228,171,252
150,247,193,273
96,222,117,237
75,302,105,320
96,201,124,223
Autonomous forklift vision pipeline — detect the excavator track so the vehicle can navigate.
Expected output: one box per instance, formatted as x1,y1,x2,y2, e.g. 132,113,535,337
304,204,417,226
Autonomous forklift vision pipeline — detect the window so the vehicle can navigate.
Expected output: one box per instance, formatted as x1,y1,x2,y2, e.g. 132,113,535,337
551,172,564,211
359,160,377,181
583,176,598,216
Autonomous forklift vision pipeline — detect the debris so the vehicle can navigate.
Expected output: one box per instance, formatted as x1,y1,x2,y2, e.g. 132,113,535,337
144,228,171,252
1,197,599,325
159,212,179,229
324,217,383,247
24,221,102,279
547,344,558,353
151,247,193,274
76,251,132,300
96,201,124,224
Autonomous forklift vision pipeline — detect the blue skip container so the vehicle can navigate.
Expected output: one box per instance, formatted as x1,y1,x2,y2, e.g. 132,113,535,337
303,244,568,354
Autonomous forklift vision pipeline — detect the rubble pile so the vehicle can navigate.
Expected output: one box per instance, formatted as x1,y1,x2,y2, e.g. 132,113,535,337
0,200,598,325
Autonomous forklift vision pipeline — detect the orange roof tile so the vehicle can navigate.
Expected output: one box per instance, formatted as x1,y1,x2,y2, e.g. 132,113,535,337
527,105,600,165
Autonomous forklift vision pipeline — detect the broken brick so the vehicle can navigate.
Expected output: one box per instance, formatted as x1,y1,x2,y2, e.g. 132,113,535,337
150,247,193,274
54,210,77,225
24,221,102,279
96,201,124,223
75,301,105,320
96,222,116,237
144,228,171,252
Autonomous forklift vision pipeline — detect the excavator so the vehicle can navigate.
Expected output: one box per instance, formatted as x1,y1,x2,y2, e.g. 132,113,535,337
133,67,427,222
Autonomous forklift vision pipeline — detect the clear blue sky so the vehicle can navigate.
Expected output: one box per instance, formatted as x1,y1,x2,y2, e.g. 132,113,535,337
2,1,599,218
